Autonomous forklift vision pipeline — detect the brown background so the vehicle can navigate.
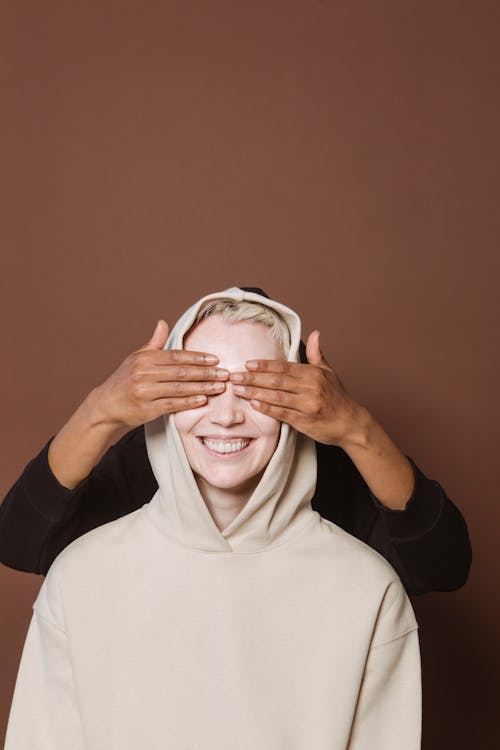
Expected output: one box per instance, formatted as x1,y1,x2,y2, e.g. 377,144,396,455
1,1,499,746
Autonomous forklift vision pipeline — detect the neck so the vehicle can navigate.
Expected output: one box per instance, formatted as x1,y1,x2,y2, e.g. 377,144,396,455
195,473,264,531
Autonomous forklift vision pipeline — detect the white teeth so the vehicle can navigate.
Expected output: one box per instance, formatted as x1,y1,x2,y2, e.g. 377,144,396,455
202,438,250,454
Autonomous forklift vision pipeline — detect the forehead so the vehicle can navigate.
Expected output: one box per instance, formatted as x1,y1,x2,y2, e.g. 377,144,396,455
183,315,283,369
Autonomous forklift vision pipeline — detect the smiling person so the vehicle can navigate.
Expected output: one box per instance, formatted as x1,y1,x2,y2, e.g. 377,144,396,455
4,288,422,748
174,304,287,534
0,287,471,597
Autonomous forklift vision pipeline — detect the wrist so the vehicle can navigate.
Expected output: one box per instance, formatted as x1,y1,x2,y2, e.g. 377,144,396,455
336,404,374,451
47,390,128,491
336,407,415,510
83,387,128,438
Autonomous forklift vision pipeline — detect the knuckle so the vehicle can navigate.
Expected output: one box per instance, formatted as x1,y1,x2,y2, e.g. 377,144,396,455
314,371,324,387
131,384,145,402
126,353,138,370
130,367,144,384
135,381,149,396
132,350,146,364
162,399,176,413
174,366,188,379
318,369,328,385
308,396,322,414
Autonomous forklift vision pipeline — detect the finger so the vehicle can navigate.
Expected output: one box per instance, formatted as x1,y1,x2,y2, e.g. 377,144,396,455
248,399,304,427
244,359,304,376
148,394,210,415
143,381,227,399
232,383,301,408
229,369,302,392
152,348,220,365
153,364,229,382
306,330,331,370
141,320,170,351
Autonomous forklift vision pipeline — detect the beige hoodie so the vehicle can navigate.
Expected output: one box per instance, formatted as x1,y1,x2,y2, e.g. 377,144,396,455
4,287,421,749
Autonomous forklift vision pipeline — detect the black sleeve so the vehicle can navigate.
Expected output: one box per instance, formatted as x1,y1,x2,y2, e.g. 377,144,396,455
311,442,473,596
1,427,473,595
0,426,157,576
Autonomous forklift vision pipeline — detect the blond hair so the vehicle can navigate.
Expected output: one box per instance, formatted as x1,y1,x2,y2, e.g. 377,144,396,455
190,298,290,358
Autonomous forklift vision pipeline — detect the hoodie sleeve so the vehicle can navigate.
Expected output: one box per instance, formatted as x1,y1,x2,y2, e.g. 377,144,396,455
3,568,86,749
347,579,422,749
347,628,421,749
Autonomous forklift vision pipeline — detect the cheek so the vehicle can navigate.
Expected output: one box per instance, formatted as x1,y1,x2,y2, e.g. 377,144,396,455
252,411,282,441
173,409,200,435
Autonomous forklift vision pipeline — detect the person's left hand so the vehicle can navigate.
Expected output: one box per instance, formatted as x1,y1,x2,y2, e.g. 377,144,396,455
229,331,367,446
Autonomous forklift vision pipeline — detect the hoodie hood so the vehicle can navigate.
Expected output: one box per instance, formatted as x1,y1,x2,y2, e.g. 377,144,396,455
144,286,318,554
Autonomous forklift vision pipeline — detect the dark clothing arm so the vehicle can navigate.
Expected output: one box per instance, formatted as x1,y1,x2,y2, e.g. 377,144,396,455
0,428,157,576
0,428,472,594
313,442,472,595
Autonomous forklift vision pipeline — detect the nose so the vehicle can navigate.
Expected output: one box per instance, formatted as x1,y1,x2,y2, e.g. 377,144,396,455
208,382,245,427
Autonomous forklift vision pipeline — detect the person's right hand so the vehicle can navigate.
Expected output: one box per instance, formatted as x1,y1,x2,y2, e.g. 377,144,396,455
89,320,229,430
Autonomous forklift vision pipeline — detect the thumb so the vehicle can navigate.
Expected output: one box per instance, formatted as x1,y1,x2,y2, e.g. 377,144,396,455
306,330,330,369
143,319,169,351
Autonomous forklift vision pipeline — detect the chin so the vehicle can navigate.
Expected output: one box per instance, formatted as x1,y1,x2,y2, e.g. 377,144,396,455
204,473,257,491
195,467,262,492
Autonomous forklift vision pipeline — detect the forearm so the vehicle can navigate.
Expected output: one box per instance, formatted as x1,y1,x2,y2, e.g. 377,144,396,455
337,407,415,510
48,387,129,490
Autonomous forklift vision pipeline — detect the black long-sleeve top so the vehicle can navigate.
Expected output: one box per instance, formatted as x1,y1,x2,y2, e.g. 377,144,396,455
0,426,472,595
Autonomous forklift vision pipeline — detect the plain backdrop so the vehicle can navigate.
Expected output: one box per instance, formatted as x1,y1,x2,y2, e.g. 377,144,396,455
1,1,499,747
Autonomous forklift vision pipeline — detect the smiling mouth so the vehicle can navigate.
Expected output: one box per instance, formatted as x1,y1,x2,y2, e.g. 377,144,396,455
197,437,254,456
